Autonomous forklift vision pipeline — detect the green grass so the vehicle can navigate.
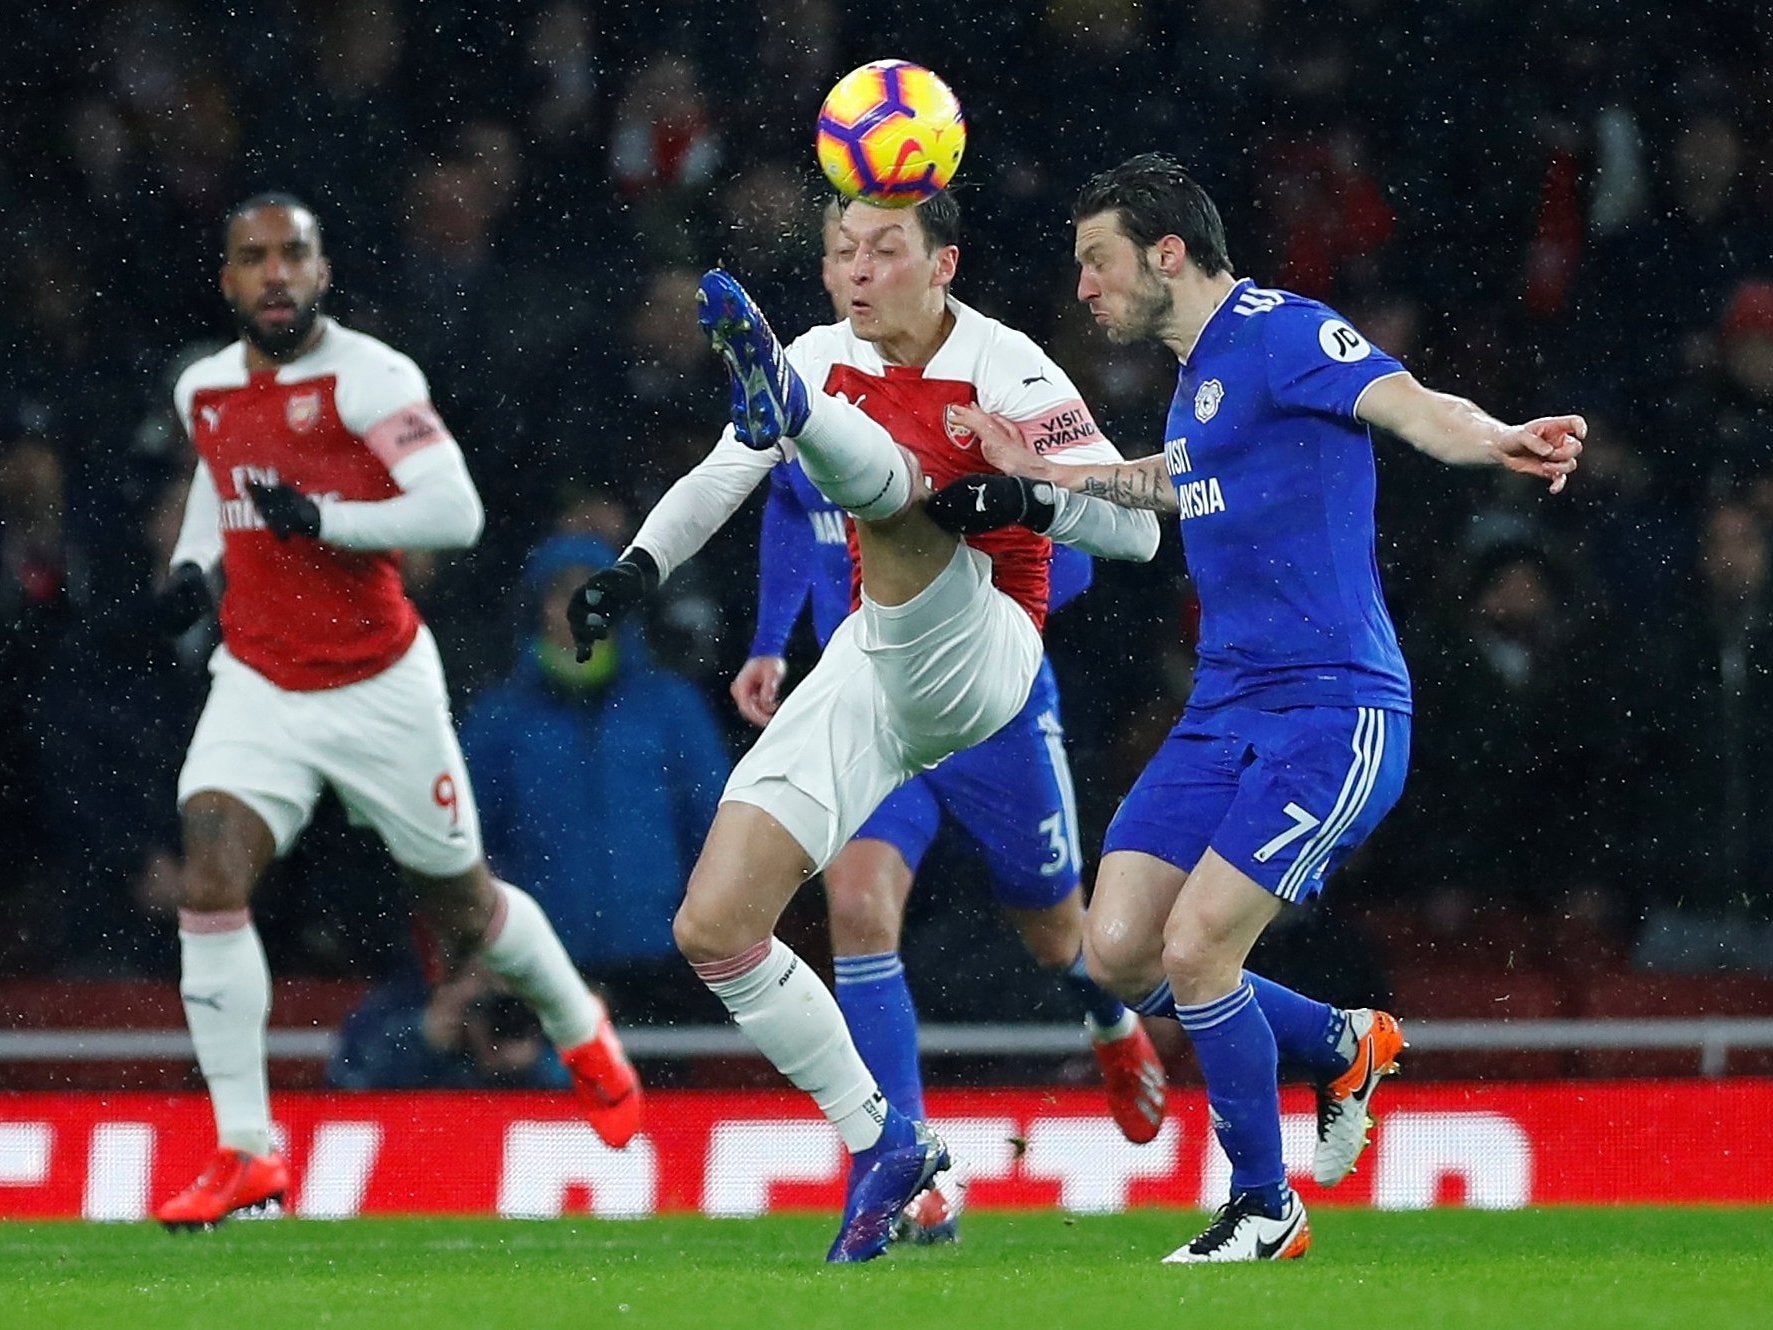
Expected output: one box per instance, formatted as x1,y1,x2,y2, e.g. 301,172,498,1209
6,1209,1771,1330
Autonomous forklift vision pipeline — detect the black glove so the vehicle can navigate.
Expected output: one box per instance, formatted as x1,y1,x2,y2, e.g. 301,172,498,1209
155,561,212,636
567,549,660,662
925,473,1059,536
245,480,322,539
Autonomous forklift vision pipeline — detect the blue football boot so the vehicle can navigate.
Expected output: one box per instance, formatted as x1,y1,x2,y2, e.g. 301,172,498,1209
696,268,810,449
827,1106,950,1264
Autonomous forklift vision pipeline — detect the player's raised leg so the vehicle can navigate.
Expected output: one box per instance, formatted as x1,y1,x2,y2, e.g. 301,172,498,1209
156,791,289,1230
698,271,940,560
675,801,948,1263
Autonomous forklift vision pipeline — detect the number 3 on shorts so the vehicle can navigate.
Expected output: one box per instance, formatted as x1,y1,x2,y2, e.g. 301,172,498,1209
1252,801,1320,864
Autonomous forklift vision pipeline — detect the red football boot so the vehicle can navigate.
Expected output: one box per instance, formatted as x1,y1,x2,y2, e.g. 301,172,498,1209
561,1019,644,1148
1094,1020,1168,1144
156,1148,289,1231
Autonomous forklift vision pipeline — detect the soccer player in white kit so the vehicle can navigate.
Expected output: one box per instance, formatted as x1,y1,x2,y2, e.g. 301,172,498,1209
568,193,1160,1261
153,195,641,1229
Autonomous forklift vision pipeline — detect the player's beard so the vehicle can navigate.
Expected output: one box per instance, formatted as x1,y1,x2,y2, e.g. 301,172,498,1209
234,292,324,360
1108,254,1175,345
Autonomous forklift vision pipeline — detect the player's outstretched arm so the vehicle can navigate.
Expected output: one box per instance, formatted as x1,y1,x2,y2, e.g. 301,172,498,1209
1356,373,1584,494
624,430,778,585
948,402,1178,514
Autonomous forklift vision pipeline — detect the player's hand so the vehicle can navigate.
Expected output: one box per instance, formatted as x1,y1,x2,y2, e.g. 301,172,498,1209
154,561,211,636
730,656,787,728
245,480,322,539
1499,415,1585,495
926,473,1060,536
947,403,1050,480
566,550,660,662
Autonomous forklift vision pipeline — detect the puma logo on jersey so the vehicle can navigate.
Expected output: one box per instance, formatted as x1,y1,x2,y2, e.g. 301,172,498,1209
971,483,989,512
1021,372,1050,385
200,406,221,430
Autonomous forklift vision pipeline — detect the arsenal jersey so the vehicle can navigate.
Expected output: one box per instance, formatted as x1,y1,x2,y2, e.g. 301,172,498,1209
783,298,1124,633
174,319,456,690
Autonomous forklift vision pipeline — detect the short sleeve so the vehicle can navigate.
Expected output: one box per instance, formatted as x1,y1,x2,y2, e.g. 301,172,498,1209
1264,306,1406,421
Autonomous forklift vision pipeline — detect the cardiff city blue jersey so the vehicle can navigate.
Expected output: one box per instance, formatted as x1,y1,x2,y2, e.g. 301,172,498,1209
749,458,1091,655
1165,279,1412,714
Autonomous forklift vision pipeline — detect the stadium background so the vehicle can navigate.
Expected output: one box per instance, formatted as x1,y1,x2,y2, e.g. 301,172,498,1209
3,0,1773,1217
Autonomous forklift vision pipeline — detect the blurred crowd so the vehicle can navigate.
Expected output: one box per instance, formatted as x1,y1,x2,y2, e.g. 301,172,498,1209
4,0,1773,1023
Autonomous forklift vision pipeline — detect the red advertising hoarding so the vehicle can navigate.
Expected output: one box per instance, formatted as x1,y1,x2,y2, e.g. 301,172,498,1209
3,1081,1769,1220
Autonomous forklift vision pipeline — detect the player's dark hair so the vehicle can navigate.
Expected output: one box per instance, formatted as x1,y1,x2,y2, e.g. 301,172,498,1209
1073,154,1231,276
221,192,323,257
834,189,960,253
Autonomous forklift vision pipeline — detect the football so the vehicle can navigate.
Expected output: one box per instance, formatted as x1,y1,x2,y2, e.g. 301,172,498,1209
815,60,966,207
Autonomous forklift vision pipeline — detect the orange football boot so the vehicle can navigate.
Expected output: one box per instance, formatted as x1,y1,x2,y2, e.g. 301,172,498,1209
156,1148,289,1231
561,1019,644,1148
1314,1007,1405,1186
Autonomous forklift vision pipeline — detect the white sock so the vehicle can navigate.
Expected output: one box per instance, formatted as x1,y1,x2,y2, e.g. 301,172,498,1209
479,881,605,1049
178,910,272,1157
794,391,913,521
1089,1008,1140,1042
693,938,888,1151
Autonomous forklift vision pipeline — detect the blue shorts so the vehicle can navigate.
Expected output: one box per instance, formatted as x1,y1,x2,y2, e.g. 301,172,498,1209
852,657,1081,910
1102,705,1410,903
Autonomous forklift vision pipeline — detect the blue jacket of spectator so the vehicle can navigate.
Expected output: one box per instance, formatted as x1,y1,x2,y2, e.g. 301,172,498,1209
458,534,730,968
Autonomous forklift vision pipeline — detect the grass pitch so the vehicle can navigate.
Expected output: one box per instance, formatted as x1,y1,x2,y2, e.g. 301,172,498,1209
6,1208,1770,1330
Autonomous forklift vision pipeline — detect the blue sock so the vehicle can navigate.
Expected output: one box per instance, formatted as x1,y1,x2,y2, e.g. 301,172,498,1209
833,952,926,1121
1061,949,1131,1029
1243,970,1349,1078
1175,981,1287,1217
1131,978,1176,1019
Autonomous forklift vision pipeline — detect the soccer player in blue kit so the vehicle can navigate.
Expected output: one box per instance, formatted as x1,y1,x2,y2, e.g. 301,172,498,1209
955,154,1583,1263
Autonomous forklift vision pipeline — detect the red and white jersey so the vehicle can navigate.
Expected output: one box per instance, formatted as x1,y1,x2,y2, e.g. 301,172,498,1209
783,297,1122,632
174,319,456,691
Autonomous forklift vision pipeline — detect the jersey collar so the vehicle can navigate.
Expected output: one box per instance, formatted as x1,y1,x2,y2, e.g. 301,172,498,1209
1179,278,1254,367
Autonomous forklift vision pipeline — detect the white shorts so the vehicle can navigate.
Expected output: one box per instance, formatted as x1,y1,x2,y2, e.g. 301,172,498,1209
177,626,483,877
723,542,1042,871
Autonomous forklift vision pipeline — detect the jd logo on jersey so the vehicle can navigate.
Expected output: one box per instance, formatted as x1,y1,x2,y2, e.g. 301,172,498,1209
1318,320,1372,363
286,390,322,433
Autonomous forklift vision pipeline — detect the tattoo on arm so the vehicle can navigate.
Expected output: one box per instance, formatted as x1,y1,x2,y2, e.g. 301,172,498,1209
1076,459,1178,513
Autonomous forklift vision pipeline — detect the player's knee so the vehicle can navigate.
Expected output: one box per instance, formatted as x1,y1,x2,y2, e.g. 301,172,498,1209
1159,934,1241,1007
177,857,250,914
822,877,901,952
673,897,762,967
1082,923,1159,1001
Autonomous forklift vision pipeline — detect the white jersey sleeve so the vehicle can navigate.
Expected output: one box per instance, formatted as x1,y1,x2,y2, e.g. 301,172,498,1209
627,427,777,583
973,325,1125,466
169,460,224,574
970,320,1159,560
317,444,485,551
332,339,433,434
